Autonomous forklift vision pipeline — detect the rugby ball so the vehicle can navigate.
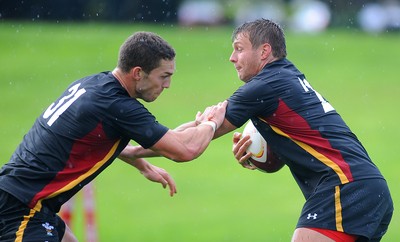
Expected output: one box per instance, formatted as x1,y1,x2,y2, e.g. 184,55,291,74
242,120,268,163
242,120,285,173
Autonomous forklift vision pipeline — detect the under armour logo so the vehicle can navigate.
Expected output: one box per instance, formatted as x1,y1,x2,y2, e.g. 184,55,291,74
307,213,318,220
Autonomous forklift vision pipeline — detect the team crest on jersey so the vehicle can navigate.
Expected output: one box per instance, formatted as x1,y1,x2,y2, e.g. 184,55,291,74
42,222,54,236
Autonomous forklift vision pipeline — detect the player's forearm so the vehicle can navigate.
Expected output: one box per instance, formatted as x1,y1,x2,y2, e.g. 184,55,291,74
213,118,237,139
118,121,214,162
134,100,227,162
176,123,215,160
173,120,197,132
134,146,159,158
119,143,159,161
122,157,148,170
119,157,154,177
150,123,215,162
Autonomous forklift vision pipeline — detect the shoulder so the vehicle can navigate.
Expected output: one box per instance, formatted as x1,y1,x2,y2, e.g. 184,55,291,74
259,58,302,79
81,72,121,91
78,72,130,104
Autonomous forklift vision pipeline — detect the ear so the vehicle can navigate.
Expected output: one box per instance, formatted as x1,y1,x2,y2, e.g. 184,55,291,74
261,43,272,60
130,67,143,80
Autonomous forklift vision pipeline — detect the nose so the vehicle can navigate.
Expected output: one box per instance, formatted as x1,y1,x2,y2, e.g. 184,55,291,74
163,79,171,89
229,52,236,63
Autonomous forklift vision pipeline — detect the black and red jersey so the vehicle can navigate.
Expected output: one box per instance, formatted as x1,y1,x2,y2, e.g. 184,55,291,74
0,72,168,212
226,58,383,199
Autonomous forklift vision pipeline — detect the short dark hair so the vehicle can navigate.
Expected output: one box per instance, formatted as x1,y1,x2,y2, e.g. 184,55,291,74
118,32,176,73
232,19,287,59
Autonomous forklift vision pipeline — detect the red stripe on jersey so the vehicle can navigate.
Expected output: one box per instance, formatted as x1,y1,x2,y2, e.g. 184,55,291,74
260,99,354,183
29,123,120,208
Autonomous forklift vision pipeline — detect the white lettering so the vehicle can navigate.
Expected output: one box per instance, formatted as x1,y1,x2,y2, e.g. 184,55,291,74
43,83,86,126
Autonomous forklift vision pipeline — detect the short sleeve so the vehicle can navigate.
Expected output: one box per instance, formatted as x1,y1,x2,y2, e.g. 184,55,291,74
226,78,279,128
107,97,169,149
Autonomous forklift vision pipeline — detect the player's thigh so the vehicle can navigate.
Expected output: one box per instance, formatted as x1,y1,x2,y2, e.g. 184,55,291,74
291,228,334,242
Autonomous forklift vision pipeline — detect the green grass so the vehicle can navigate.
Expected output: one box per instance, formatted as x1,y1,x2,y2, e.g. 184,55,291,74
0,22,399,241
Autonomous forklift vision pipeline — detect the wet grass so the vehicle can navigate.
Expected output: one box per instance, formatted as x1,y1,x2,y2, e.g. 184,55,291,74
0,21,399,241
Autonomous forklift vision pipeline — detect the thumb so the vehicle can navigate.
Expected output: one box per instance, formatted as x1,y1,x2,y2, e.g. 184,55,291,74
233,132,242,141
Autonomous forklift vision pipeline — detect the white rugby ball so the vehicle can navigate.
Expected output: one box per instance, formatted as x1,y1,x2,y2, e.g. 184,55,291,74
242,120,267,163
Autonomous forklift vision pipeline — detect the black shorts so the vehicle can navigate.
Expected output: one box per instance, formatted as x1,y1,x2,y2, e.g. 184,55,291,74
297,178,393,241
0,189,66,242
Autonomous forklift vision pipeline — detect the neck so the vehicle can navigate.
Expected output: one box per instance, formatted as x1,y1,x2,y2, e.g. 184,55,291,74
260,56,279,70
112,68,133,97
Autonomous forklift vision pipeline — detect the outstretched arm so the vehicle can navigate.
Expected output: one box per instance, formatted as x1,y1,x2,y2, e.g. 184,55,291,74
126,101,228,162
118,118,202,159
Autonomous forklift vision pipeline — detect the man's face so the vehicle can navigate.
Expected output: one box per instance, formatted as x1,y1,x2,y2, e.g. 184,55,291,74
230,33,264,82
136,59,175,102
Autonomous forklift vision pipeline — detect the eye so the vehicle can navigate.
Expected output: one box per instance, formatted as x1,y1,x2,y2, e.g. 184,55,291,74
162,75,171,80
235,47,243,52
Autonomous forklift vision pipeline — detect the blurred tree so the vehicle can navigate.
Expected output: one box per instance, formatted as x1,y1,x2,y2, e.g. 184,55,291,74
0,0,86,20
0,0,181,22
323,0,370,27
86,0,181,22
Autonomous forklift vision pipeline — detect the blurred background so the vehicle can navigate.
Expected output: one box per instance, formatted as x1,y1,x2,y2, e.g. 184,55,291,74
1,0,400,33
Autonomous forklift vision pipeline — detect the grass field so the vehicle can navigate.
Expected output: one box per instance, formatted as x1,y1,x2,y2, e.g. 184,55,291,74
0,21,399,241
